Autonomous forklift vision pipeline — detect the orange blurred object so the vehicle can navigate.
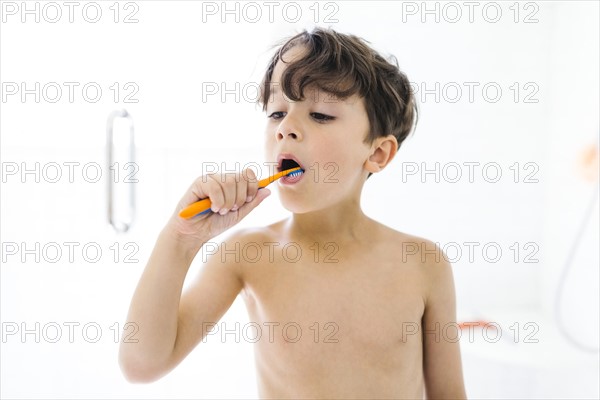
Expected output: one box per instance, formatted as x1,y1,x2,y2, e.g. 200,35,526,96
578,143,599,182
457,321,498,330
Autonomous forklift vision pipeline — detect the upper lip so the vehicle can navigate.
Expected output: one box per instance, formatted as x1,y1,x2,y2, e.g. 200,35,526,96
277,153,305,172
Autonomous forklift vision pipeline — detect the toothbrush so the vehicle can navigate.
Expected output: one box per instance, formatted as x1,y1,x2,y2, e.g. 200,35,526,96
178,167,303,219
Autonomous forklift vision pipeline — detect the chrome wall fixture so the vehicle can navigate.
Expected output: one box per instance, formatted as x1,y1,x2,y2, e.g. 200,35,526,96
106,109,136,233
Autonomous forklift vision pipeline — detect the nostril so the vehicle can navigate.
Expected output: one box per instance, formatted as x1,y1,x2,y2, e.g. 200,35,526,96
289,133,297,139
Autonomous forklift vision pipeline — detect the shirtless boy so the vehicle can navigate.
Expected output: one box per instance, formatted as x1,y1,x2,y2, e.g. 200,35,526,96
119,27,467,399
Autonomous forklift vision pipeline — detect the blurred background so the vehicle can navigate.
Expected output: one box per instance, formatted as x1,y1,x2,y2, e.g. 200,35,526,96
1,1,598,398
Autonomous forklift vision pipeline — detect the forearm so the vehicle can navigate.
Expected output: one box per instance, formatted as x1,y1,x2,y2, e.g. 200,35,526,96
119,226,207,379
118,170,269,382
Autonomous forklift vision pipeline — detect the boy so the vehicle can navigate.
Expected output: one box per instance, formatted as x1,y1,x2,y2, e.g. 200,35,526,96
119,27,467,399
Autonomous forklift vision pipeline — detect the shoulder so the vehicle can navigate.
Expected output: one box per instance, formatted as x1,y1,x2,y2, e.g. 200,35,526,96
374,221,447,267
204,219,286,265
396,233,455,311
376,223,453,306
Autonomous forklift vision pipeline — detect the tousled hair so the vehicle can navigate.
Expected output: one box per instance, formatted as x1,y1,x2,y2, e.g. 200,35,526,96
258,27,418,153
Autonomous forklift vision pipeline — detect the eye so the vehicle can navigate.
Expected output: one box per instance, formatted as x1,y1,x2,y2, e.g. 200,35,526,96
311,113,335,122
268,111,285,120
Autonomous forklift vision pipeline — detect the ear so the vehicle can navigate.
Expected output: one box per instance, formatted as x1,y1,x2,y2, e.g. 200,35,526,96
364,135,398,174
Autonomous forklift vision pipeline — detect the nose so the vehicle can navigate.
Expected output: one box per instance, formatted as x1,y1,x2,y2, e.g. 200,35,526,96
277,131,299,141
276,114,303,142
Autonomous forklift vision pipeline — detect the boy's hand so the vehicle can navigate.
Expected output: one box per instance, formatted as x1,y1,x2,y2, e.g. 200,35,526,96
165,168,271,246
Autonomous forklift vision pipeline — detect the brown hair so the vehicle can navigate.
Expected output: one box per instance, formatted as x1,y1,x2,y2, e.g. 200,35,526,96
258,27,418,151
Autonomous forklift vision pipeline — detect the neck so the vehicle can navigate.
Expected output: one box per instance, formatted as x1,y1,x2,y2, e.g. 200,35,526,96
285,198,372,244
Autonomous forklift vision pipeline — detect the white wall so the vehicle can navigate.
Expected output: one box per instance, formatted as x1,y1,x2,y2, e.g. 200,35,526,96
1,1,598,398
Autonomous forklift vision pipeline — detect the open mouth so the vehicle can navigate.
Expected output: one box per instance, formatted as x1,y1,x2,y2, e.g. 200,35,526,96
278,158,305,184
280,158,302,173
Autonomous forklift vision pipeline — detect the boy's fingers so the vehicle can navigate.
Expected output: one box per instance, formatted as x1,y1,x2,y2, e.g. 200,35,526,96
235,188,271,220
233,177,247,211
245,168,259,202
180,169,263,218
188,176,210,202
219,174,237,213
183,175,220,211
205,175,225,212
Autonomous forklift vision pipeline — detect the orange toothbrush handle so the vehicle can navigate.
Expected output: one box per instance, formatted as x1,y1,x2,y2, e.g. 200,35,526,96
178,167,301,219
257,167,301,188
178,198,213,219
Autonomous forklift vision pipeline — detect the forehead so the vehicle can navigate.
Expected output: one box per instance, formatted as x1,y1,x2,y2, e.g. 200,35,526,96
270,45,307,84
268,46,362,106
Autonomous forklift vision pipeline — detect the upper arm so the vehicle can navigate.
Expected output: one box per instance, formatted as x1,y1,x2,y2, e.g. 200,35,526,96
421,244,467,399
168,231,247,368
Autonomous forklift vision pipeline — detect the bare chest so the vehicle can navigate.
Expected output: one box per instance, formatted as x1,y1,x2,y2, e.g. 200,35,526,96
240,247,426,373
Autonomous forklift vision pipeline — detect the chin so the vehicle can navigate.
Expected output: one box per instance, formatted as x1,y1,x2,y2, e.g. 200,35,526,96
280,200,312,214
278,193,318,214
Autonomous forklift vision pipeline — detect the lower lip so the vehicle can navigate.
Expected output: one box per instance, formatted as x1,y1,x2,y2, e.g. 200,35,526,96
279,170,305,185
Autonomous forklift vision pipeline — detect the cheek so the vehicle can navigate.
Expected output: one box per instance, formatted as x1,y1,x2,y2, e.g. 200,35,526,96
264,129,275,152
316,137,367,166
312,147,364,185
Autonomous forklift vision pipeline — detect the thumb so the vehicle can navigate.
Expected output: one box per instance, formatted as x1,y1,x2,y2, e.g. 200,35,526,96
235,188,271,220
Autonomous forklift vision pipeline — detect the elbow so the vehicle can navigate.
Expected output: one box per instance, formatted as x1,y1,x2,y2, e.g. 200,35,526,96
118,348,167,384
119,365,160,384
